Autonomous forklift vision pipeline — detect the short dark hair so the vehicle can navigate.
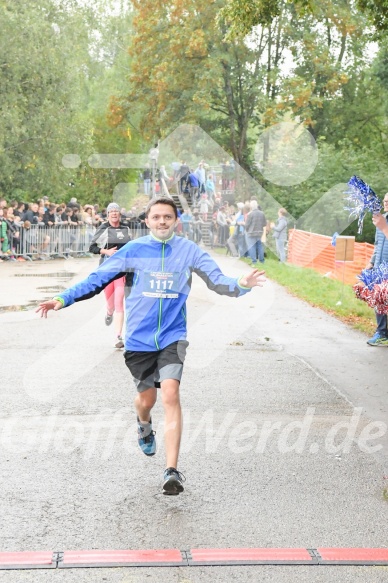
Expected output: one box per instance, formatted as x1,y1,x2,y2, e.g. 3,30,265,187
145,197,178,219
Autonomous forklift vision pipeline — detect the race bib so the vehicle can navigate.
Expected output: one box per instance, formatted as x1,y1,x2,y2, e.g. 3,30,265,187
143,271,180,298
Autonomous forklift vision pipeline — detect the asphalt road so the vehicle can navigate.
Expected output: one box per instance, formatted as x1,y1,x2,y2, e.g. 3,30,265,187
1,253,388,582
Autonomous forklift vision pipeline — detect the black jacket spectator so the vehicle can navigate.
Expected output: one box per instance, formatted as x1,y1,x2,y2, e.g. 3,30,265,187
61,208,78,225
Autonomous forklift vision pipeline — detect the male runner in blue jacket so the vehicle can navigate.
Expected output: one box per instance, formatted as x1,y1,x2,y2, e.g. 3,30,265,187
37,197,266,495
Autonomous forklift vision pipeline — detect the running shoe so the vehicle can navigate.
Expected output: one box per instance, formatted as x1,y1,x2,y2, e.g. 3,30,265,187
105,313,113,326
367,333,388,346
114,335,124,349
162,467,185,495
137,419,156,456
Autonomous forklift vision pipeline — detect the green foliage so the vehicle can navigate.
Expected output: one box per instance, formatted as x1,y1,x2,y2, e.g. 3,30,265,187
218,0,282,35
219,0,388,36
263,139,388,243
128,0,281,169
70,7,145,206
0,0,142,206
356,0,388,32
2,0,388,220
0,0,94,199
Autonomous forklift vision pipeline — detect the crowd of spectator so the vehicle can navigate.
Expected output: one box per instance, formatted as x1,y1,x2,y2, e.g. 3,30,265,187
175,197,288,264
0,169,288,263
142,159,232,205
0,196,152,262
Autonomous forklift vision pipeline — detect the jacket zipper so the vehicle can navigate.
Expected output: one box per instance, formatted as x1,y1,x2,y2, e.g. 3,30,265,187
154,241,165,349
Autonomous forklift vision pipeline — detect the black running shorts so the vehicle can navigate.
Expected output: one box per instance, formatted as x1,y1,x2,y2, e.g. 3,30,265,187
124,340,189,392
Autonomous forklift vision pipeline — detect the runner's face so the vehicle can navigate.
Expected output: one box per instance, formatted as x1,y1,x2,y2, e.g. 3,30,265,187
384,195,388,211
145,204,177,240
108,210,120,225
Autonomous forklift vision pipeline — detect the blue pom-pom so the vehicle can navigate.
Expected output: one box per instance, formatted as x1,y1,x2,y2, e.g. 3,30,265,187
345,176,382,234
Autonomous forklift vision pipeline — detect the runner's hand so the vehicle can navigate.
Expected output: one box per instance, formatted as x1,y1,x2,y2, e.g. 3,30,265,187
239,269,266,288
103,246,118,257
36,300,63,318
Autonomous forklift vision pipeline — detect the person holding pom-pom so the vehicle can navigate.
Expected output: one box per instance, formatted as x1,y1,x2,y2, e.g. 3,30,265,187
365,193,388,346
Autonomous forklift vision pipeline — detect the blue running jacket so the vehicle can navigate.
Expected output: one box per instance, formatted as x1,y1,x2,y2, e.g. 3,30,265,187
55,234,252,351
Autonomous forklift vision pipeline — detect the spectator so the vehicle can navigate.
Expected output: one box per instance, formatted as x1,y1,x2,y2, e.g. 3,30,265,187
143,164,151,197
180,208,193,239
187,171,200,203
213,196,222,213
194,162,206,194
67,197,78,209
365,193,388,346
11,215,24,258
127,212,141,237
216,206,229,246
80,205,98,246
205,174,215,201
179,161,190,194
35,207,50,255
192,211,204,245
37,205,46,221
24,203,40,225
9,200,18,214
171,161,181,184
72,205,84,225
61,207,78,225
44,204,58,227
14,202,26,220
231,202,246,257
58,207,78,255
136,206,148,238
55,204,65,222
221,160,231,190
271,208,288,263
199,193,210,222
159,165,172,189
4,208,24,257
20,219,38,257
229,159,236,191
245,200,267,265
40,196,50,211
0,208,10,257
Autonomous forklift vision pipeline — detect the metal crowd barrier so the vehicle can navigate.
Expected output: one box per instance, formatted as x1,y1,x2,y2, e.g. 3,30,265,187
11,224,152,260
13,225,97,260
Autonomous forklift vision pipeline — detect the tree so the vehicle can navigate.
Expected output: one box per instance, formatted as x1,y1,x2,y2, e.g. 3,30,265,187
0,0,141,205
0,0,94,199
251,0,370,144
127,0,291,169
219,0,388,36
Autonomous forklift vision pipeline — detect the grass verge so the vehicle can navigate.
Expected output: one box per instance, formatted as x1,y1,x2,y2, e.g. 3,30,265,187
214,247,375,336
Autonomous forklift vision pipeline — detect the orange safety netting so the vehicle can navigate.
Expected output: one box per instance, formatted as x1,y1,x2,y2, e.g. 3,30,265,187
287,229,374,285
